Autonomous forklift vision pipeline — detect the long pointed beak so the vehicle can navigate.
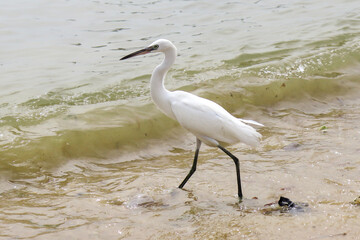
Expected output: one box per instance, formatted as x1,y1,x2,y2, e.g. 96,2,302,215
120,46,153,60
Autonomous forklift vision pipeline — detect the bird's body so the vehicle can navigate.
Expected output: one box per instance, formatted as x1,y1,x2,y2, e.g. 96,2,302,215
121,39,263,199
164,90,262,147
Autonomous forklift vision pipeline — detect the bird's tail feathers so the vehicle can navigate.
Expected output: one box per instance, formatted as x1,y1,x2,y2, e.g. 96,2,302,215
240,127,262,147
233,119,263,147
239,119,264,127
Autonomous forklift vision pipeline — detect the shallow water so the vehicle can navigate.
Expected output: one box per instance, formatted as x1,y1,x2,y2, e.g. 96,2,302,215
1,0,360,239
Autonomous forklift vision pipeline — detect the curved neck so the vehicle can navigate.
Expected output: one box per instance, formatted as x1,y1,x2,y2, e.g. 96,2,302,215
150,47,177,118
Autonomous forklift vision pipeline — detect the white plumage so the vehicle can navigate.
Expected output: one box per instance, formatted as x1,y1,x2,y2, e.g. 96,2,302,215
169,90,262,147
121,39,263,199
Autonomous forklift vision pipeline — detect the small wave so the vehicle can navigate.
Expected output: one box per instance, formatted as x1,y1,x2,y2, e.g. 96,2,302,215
1,34,359,176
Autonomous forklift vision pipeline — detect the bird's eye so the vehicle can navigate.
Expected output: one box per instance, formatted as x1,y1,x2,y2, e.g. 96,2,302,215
153,44,159,50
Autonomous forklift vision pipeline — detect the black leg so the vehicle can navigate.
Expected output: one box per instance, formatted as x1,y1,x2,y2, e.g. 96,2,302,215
179,138,202,189
218,145,243,199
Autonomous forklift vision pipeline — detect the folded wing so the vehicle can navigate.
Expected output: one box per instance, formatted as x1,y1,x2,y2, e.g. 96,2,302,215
169,91,262,147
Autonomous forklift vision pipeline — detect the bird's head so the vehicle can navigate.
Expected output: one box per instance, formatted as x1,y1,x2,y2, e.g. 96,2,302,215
120,39,176,60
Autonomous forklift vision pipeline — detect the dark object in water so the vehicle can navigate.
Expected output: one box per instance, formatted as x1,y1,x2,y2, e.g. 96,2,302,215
278,196,295,208
260,196,309,215
351,196,360,205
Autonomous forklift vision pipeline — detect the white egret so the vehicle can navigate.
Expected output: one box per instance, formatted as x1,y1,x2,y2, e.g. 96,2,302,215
121,39,263,199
